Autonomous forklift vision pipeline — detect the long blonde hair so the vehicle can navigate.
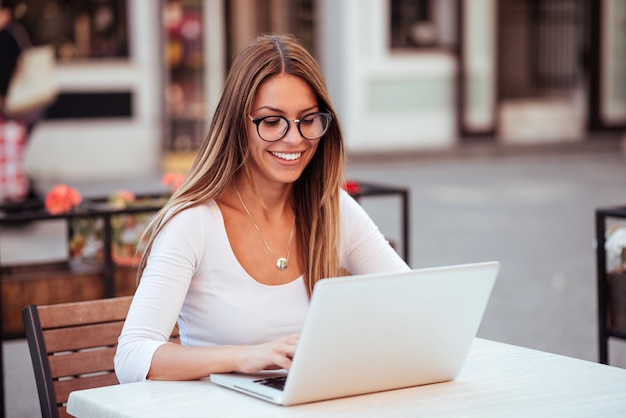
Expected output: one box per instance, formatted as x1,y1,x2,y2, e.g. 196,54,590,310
138,34,346,295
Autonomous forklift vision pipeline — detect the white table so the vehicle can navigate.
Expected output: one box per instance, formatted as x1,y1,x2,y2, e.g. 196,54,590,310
67,339,626,417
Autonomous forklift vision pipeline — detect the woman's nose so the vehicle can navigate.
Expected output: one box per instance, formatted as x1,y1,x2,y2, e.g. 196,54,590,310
281,120,304,144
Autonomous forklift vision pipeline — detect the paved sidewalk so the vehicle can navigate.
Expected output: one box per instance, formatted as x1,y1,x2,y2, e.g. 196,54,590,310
3,139,626,417
347,144,626,367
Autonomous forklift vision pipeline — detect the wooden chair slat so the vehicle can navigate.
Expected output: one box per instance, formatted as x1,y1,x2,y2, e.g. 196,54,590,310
37,296,132,329
54,373,119,405
43,322,124,352
58,405,72,418
49,347,116,378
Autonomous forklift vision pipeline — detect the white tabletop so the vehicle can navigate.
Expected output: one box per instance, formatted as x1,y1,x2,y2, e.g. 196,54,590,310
67,338,626,417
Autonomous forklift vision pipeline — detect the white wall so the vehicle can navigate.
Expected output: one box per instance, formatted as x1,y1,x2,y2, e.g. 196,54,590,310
23,0,162,185
462,0,496,132
318,0,457,153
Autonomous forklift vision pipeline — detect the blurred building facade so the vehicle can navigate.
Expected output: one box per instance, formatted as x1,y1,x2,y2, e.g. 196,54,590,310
14,0,626,185
320,0,625,152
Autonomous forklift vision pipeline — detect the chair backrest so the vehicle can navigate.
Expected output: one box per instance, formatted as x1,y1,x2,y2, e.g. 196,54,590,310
22,296,132,418
22,296,179,418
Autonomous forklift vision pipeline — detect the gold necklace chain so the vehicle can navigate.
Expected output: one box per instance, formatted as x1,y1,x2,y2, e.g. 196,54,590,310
235,186,295,271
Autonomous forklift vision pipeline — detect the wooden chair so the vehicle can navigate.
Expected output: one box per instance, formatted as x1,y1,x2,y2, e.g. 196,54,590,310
21,296,133,418
22,296,181,417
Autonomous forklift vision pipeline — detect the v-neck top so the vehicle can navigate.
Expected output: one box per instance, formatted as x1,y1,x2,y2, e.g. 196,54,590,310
115,189,409,383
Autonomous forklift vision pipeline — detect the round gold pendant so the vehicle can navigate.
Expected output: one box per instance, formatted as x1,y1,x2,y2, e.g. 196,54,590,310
276,258,288,270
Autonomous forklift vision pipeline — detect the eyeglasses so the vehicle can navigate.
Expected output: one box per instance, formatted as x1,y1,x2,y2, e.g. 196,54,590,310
249,112,333,142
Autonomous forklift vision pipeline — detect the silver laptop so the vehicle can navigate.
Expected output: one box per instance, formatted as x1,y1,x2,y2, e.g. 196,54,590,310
210,261,499,406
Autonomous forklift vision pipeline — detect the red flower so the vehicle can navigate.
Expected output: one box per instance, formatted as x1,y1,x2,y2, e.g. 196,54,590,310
343,180,360,194
161,172,186,193
109,189,136,209
45,184,82,215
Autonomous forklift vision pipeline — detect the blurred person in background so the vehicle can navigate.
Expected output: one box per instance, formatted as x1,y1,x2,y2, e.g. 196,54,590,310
0,0,42,206
0,1,21,105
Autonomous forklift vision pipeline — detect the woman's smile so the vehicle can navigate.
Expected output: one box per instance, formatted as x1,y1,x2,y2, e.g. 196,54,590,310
270,151,303,161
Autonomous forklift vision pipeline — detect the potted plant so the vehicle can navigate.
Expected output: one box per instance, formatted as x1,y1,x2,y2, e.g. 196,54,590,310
46,172,186,266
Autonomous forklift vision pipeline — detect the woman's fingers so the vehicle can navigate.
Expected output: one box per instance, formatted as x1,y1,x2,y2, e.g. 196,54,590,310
237,334,300,373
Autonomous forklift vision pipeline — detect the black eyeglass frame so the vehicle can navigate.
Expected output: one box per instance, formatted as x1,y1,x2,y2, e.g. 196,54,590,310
248,112,334,142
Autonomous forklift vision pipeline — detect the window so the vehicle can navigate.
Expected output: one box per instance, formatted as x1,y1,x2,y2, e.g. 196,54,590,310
162,0,206,153
390,0,457,50
14,0,128,61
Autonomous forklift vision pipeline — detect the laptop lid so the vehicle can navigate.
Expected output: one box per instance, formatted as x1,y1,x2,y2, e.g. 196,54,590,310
210,261,499,405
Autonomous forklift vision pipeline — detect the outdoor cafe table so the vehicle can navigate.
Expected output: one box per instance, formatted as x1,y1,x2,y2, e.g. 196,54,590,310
67,338,626,417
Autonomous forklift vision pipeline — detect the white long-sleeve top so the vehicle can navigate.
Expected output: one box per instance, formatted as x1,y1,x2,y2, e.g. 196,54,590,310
115,189,409,383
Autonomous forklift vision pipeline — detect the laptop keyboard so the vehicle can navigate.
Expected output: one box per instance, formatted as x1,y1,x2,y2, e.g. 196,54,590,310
254,376,287,391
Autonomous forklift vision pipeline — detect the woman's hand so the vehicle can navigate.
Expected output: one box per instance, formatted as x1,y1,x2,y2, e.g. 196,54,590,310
237,334,300,373
147,334,300,380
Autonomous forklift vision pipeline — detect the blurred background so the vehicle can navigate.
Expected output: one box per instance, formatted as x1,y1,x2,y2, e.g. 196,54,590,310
1,0,626,417
7,0,625,181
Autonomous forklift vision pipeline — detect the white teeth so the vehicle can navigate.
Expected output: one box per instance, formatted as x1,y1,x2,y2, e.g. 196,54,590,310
271,151,301,161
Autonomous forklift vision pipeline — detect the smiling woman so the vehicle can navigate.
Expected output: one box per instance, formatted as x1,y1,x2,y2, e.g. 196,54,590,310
114,34,409,384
